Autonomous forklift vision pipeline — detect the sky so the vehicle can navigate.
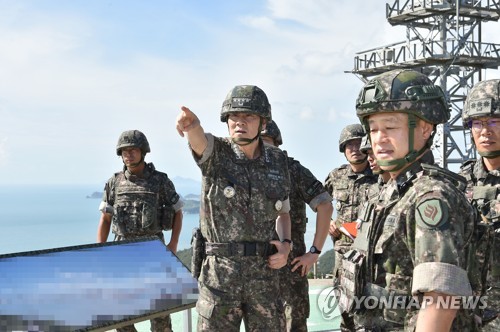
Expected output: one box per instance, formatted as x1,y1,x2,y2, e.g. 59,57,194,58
1,0,500,186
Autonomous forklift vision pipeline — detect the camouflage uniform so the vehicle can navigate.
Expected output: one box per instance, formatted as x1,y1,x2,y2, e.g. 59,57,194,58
189,86,291,331
262,119,333,331
194,134,290,331
280,156,332,332
458,79,500,331
324,165,376,277
100,131,182,332
339,69,477,331
460,160,500,331
345,152,476,331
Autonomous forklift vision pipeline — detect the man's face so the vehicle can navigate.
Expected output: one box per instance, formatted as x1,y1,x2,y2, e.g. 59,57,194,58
366,149,382,174
470,117,500,154
344,139,366,164
121,147,142,167
227,112,261,140
368,112,430,172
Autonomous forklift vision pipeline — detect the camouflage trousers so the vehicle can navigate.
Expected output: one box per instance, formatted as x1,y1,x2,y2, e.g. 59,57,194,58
196,255,285,331
116,314,172,332
279,265,309,332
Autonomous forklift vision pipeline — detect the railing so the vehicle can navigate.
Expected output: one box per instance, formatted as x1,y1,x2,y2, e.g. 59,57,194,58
353,39,500,72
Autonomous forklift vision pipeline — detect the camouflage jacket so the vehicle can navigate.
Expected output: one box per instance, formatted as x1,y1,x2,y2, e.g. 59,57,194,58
102,162,181,237
195,134,291,243
287,155,332,258
324,164,377,223
459,159,500,294
349,152,476,331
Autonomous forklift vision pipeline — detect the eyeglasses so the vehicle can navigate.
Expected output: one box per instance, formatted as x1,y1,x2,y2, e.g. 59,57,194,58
469,119,500,132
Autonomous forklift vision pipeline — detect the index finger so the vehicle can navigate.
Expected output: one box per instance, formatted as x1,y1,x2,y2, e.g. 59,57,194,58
181,105,193,115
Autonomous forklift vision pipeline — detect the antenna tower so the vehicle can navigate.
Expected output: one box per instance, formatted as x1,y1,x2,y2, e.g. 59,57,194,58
352,0,500,169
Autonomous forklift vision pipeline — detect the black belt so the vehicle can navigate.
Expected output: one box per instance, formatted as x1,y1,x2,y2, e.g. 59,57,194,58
205,242,274,257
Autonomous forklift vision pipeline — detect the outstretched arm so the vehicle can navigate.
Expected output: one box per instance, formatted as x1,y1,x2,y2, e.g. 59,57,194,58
176,106,208,157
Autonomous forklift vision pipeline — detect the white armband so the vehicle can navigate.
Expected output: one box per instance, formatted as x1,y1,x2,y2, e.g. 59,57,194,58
99,201,114,215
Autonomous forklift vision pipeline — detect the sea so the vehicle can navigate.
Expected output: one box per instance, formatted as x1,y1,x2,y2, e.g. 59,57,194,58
0,184,338,331
0,184,333,256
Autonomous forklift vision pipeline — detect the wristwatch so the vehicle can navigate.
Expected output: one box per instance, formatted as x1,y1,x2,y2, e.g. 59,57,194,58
309,245,321,254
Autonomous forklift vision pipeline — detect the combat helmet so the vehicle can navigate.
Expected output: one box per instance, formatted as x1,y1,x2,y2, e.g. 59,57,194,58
359,135,372,154
221,85,272,146
355,69,450,171
339,124,366,153
116,130,151,156
261,120,283,146
463,79,500,158
220,85,272,122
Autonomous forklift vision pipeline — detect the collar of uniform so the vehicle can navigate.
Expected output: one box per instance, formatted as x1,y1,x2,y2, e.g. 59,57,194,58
230,138,268,164
394,159,424,194
124,162,155,180
346,165,372,178
475,157,500,182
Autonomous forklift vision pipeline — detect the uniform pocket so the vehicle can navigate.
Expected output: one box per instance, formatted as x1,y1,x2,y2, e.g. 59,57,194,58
196,297,215,319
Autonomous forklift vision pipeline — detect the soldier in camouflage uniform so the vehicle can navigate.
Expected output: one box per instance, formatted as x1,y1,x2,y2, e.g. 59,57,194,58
325,124,377,330
359,136,391,205
324,125,377,276
261,120,333,332
176,85,292,331
459,79,500,331
338,69,477,331
97,130,184,332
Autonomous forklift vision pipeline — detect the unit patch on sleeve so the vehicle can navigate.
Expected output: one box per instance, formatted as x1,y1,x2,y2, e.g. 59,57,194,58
415,198,448,229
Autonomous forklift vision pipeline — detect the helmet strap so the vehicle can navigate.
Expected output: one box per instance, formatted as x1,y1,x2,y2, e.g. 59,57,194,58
122,153,145,169
349,154,368,165
376,113,423,172
230,118,263,146
479,150,500,158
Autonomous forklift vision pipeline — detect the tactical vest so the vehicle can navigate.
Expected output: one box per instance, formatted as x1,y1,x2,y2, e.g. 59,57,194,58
110,171,171,237
461,159,500,287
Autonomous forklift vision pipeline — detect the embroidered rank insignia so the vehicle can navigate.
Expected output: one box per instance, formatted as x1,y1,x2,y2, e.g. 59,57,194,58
416,198,448,229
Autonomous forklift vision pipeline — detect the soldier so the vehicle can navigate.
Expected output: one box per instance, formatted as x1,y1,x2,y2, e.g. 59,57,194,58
357,136,391,228
459,79,500,331
261,120,333,332
325,124,377,330
338,69,477,331
360,135,391,184
97,129,184,332
324,125,377,275
175,85,292,331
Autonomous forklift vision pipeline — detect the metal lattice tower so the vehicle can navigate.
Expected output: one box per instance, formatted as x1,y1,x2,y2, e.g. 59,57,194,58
351,0,500,169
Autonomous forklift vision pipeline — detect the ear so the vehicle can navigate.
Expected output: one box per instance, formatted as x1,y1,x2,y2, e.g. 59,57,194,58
419,119,434,140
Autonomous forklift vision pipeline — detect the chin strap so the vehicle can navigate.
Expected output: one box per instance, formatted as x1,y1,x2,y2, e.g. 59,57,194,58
479,150,500,159
122,154,145,169
349,155,368,165
231,118,263,146
376,113,429,172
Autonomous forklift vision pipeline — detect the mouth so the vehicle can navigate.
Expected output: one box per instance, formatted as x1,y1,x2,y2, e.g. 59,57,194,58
376,149,393,159
479,140,496,147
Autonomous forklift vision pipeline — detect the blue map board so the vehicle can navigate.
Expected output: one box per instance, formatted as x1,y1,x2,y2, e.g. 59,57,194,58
0,237,198,331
